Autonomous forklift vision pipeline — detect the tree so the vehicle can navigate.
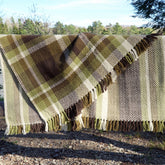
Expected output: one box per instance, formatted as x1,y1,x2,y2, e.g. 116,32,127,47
10,17,19,34
128,25,139,34
131,0,165,31
87,25,93,33
65,24,78,34
112,23,124,34
139,27,153,34
105,23,113,34
87,21,104,34
53,21,66,34
78,27,88,33
21,18,35,34
28,4,51,34
0,17,8,34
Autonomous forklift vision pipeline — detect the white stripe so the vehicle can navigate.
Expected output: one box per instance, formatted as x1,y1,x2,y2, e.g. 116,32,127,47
76,113,84,128
91,89,96,102
94,87,97,99
131,48,139,61
145,51,153,131
100,90,108,130
12,35,60,116
111,70,118,83
101,90,108,120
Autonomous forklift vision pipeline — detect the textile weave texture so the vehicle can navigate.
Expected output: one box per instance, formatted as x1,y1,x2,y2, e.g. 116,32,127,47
82,36,165,132
0,33,162,135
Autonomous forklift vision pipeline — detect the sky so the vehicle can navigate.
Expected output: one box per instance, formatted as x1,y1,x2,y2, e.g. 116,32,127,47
0,0,148,27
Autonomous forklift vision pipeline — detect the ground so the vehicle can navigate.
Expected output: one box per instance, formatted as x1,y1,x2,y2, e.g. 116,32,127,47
0,129,165,165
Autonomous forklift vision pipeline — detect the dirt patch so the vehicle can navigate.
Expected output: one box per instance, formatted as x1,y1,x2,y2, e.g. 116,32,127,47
0,129,165,164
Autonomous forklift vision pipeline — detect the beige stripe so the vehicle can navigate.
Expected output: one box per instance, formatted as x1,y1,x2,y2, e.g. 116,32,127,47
101,90,108,130
19,85,26,134
107,80,119,120
0,53,9,126
160,36,165,120
145,51,153,131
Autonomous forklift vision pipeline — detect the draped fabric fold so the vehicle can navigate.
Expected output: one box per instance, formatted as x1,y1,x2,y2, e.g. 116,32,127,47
0,33,162,135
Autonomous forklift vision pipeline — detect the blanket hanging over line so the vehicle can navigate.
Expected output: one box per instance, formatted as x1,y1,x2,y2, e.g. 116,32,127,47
0,33,162,135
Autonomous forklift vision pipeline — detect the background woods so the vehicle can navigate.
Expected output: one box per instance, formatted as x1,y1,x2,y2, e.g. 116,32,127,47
0,17,154,35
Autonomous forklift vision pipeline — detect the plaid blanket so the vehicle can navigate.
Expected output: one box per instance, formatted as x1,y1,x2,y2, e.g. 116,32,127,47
0,33,160,135
82,36,165,132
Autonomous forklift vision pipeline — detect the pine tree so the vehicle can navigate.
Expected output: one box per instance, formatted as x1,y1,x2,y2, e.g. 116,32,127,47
131,0,165,31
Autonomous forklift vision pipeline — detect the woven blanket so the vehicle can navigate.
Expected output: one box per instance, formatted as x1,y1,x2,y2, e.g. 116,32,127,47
82,36,165,132
0,33,161,135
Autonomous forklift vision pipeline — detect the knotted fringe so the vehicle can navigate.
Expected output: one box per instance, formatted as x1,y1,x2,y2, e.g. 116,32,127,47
47,111,70,132
63,34,159,129
5,123,45,135
51,117,165,133
4,118,165,134
80,118,165,133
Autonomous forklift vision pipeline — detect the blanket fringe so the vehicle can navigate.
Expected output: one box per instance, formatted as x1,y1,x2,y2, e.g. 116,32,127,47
47,111,70,132
64,34,159,122
5,118,165,134
5,123,45,135
59,117,165,133
79,117,165,133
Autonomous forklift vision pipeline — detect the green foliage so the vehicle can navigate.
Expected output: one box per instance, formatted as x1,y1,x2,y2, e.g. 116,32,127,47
88,21,104,34
53,21,66,34
65,24,79,34
0,17,8,34
131,0,165,31
0,17,158,35
128,25,139,35
112,22,125,34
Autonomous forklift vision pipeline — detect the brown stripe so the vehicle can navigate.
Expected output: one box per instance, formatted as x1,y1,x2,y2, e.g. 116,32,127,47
21,35,41,44
118,60,142,121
